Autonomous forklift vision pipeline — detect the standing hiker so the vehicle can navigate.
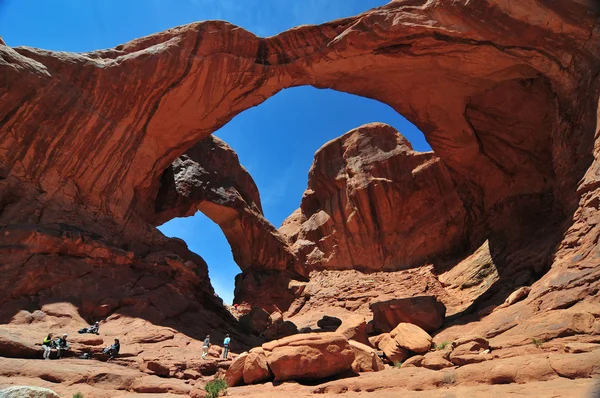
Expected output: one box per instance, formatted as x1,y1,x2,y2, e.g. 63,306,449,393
201,334,211,359
222,334,231,359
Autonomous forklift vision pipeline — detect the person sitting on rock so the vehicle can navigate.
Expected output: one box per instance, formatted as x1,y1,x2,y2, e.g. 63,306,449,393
42,333,55,360
55,334,70,359
78,321,100,334
201,334,211,359
222,334,231,359
102,338,120,360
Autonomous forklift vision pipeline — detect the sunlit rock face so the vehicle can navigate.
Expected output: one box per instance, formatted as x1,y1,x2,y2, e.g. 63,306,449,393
0,5,599,392
152,135,302,277
279,122,470,272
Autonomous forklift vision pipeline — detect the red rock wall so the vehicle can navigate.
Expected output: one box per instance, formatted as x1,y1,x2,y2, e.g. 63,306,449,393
280,123,471,272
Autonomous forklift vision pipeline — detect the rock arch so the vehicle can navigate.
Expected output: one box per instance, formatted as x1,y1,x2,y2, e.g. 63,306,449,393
0,0,599,318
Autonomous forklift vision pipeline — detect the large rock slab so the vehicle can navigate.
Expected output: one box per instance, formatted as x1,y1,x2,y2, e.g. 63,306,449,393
390,323,433,354
370,296,446,333
0,331,42,359
262,332,354,382
0,386,60,398
349,340,385,373
336,315,369,346
224,352,247,387
376,333,409,363
243,348,272,385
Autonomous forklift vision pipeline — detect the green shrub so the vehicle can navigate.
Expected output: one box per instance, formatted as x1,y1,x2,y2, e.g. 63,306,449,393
205,378,228,398
532,338,543,348
393,361,403,368
437,341,450,350
73,393,84,398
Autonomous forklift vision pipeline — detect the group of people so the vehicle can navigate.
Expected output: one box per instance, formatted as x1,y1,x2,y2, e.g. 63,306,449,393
41,321,120,360
42,323,232,362
201,334,231,360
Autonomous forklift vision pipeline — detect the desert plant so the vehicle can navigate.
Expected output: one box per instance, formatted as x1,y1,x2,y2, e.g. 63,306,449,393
205,378,228,398
393,361,403,368
73,393,84,398
441,372,457,385
437,341,450,350
532,338,543,348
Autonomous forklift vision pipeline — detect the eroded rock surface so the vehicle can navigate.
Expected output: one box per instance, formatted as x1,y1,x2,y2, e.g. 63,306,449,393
279,123,470,272
1,0,600,396
153,135,302,276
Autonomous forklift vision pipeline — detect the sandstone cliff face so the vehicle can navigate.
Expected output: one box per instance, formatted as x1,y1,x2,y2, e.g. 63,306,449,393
0,2,599,395
152,135,302,276
280,123,470,272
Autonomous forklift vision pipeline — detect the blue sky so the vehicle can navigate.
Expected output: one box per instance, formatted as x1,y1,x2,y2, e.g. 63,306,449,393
1,0,430,304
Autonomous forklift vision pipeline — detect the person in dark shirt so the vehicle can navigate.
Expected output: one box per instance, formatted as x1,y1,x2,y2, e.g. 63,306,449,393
55,334,69,359
102,338,120,360
201,335,211,359
79,321,100,334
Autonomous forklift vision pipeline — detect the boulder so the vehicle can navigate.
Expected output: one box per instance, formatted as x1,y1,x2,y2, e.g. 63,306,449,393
183,369,201,380
449,336,491,366
263,316,298,341
421,350,454,370
390,323,432,354
368,334,386,348
140,360,171,377
262,332,354,381
376,333,409,363
401,355,424,368
337,315,369,346
189,388,207,398
0,386,60,398
224,352,247,387
243,348,272,384
370,296,446,333
0,331,42,359
239,307,271,336
505,286,531,306
349,340,384,372
402,351,455,370
317,316,342,331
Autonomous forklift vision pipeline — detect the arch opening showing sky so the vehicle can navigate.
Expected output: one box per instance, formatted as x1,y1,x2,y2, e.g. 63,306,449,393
2,0,431,304
158,86,430,304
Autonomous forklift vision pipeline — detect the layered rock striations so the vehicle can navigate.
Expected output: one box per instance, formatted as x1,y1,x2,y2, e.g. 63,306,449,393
152,135,302,276
279,123,470,272
1,0,600,394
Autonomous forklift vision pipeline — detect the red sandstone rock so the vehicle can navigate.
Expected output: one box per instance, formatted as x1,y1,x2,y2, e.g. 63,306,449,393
153,135,302,277
349,340,385,373
370,296,446,333
336,315,369,346
376,333,410,363
449,336,491,366
0,0,600,395
262,332,354,382
280,123,470,273
225,352,247,387
390,323,433,354
243,348,272,385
